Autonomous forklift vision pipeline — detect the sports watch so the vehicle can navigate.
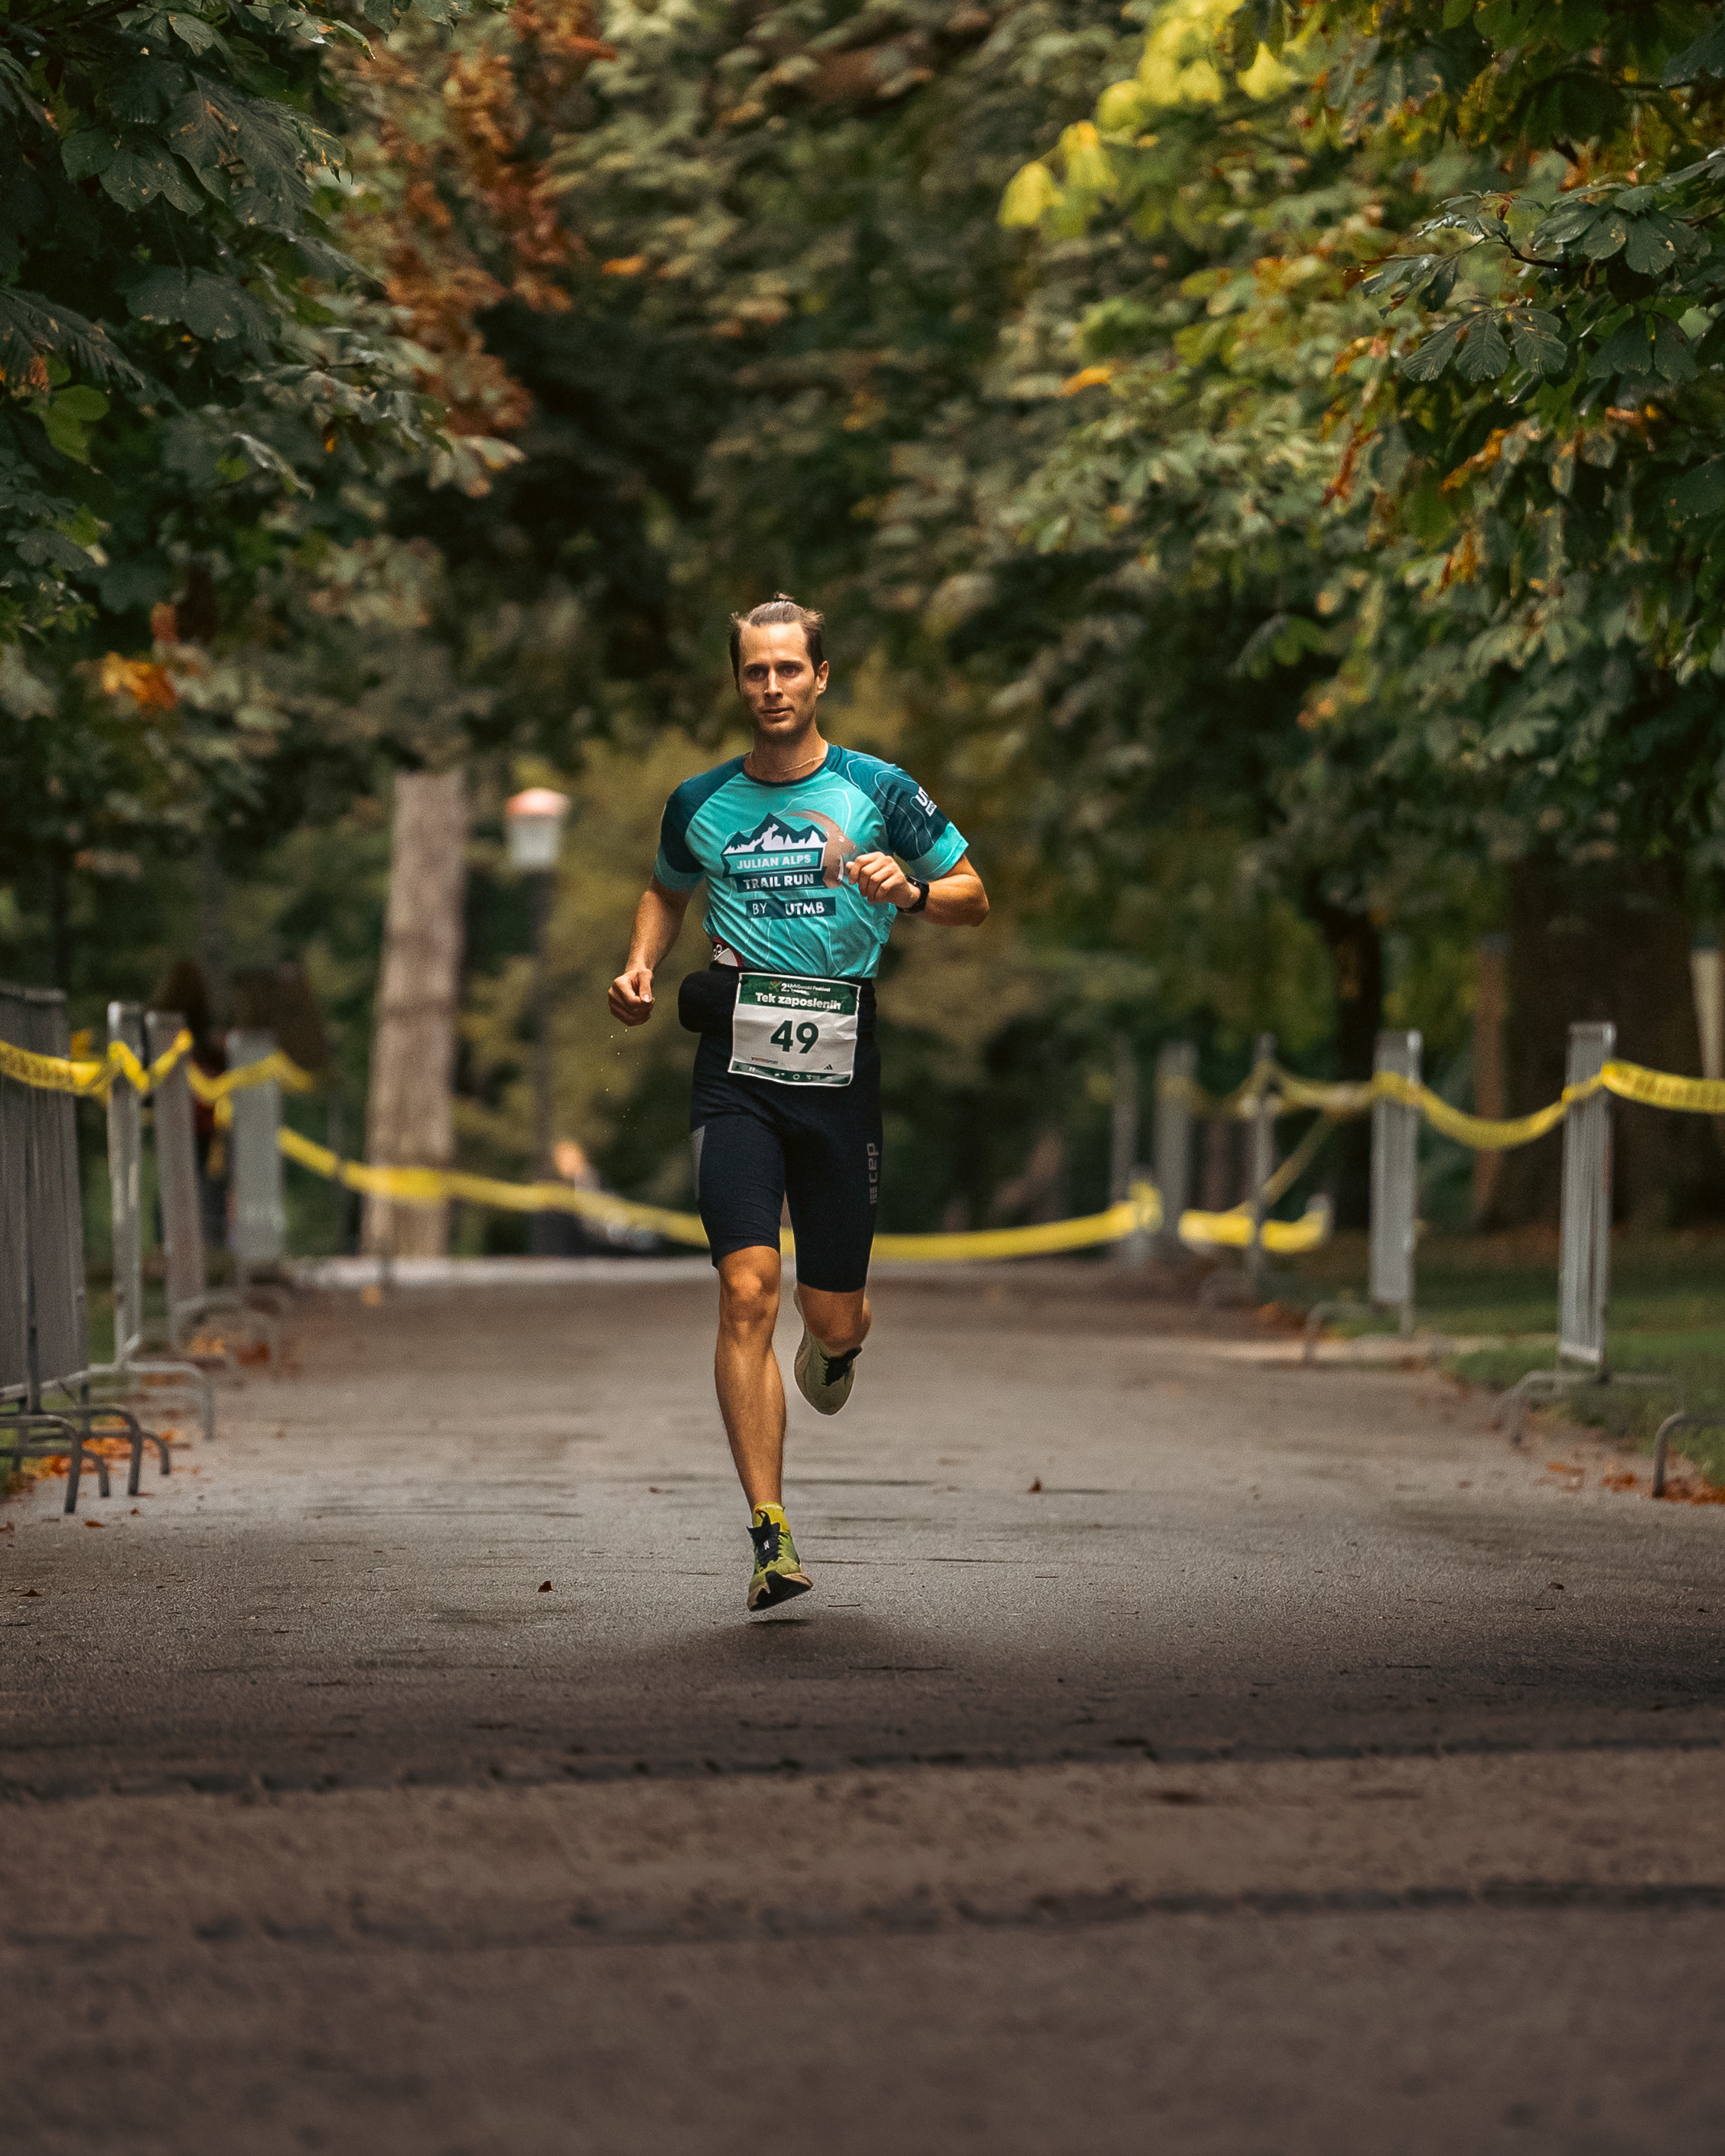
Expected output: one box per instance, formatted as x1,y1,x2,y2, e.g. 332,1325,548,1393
905,877,930,914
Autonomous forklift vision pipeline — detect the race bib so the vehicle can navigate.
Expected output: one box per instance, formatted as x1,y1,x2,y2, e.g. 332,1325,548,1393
729,974,858,1088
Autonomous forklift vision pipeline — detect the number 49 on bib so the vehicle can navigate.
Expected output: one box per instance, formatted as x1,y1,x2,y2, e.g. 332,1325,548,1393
729,974,859,1088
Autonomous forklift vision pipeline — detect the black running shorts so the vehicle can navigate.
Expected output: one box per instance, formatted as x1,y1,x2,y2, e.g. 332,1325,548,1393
687,974,881,1294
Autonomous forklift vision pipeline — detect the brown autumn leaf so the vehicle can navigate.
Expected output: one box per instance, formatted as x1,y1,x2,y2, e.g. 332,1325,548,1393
84,1519,104,1528
538,1580,553,1592
1658,1478,1725,1505
1027,1477,1043,1493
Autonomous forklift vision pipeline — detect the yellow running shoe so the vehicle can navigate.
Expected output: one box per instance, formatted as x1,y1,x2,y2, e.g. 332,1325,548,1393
747,1503,812,1611
794,1327,859,1416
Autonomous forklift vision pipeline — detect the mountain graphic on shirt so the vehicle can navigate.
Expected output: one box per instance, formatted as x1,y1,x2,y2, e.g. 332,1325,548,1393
721,814,826,860
718,813,840,908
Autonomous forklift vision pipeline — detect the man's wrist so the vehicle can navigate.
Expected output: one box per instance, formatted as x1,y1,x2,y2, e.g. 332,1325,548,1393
903,876,929,914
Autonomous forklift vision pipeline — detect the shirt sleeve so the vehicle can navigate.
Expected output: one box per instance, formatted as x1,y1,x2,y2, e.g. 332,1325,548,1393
653,785,705,892
878,766,968,880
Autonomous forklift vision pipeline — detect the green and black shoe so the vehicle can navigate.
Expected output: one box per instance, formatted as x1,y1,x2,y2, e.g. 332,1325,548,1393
747,1504,812,1612
794,1327,860,1416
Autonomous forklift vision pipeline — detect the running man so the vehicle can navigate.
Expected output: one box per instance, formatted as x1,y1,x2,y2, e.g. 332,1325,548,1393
608,595,988,1611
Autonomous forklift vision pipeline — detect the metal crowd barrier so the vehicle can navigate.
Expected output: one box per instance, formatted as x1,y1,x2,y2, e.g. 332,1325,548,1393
144,1009,277,1362
0,983,169,1512
227,1027,287,1280
96,1001,216,1444
1153,1042,1196,1254
1303,1030,1424,1361
1497,1022,1675,1442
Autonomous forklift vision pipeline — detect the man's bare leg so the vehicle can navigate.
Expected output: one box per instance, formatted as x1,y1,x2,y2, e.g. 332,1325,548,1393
795,1283,871,1359
715,1247,789,1510
714,1254,874,1507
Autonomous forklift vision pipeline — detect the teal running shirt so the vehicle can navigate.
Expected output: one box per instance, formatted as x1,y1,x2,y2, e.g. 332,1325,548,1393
653,745,968,980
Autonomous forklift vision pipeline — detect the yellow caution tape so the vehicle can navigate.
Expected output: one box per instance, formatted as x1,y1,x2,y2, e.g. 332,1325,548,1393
1157,1055,1709,1153
185,1051,317,1103
1158,1064,1279,1119
279,1125,1169,1260
0,1027,315,1104
1271,1071,1378,1117
874,1182,1164,1262
0,1028,194,1098
0,1036,110,1097
1177,1196,1333,1255
1600,1059,1725,1114
1366,1068,1576,1150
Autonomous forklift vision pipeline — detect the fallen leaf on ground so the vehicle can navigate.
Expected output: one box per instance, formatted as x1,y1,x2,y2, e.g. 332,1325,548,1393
1658,1479,1725,1504
84,1519,103,1528
538,1580,553,1592
1027,1478,1043,1493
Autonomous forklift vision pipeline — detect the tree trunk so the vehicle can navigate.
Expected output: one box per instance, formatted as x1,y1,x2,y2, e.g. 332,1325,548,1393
1306,894,1383,1231
1489,857,1722,1228
363,769,468,1258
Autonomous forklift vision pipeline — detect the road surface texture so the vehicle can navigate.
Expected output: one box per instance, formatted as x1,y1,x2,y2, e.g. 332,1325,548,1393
4,1266,1723,2155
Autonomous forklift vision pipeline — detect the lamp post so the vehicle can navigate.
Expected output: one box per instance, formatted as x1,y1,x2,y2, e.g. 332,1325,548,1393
505,786,571,1254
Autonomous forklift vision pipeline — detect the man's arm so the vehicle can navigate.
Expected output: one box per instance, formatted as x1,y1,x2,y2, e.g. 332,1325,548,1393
608,878,694,1026
848,850,988,926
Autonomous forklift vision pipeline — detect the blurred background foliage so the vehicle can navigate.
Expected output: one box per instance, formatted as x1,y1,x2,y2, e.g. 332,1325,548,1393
12,0,1725,1247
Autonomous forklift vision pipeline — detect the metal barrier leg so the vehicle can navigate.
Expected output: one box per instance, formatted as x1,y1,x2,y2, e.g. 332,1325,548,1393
119,1360,217,1444
0,1411,98,1509
1651,1412,1725,1497
1499,1365,1681,1447
63,1423,110,1513
57,1406,170,1494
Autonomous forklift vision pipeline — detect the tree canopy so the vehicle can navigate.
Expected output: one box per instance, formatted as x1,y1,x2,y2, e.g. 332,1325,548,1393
13,0,1725,1234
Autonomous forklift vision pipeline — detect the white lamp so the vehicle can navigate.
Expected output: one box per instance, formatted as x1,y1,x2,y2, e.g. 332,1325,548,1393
504,787,570,873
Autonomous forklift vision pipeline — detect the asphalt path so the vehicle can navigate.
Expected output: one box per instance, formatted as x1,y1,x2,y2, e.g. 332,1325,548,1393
5,1269,1725,2154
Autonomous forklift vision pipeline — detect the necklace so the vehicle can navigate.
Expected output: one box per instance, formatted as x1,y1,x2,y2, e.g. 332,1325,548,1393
745,739,826,783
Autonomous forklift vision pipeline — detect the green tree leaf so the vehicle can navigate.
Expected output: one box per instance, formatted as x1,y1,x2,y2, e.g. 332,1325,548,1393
1453,314,1511,382
1653,314,1697,382
1622,216,1680,277
1508,308,1566,375
1401,320,1463,381
1662,20,1725,86
1590,316,1653,377
168,14,223,56
60,131,119,184
1667,459,1725,521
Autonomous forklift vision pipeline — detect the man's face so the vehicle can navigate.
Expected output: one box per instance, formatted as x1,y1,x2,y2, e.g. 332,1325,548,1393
735,621,828,743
